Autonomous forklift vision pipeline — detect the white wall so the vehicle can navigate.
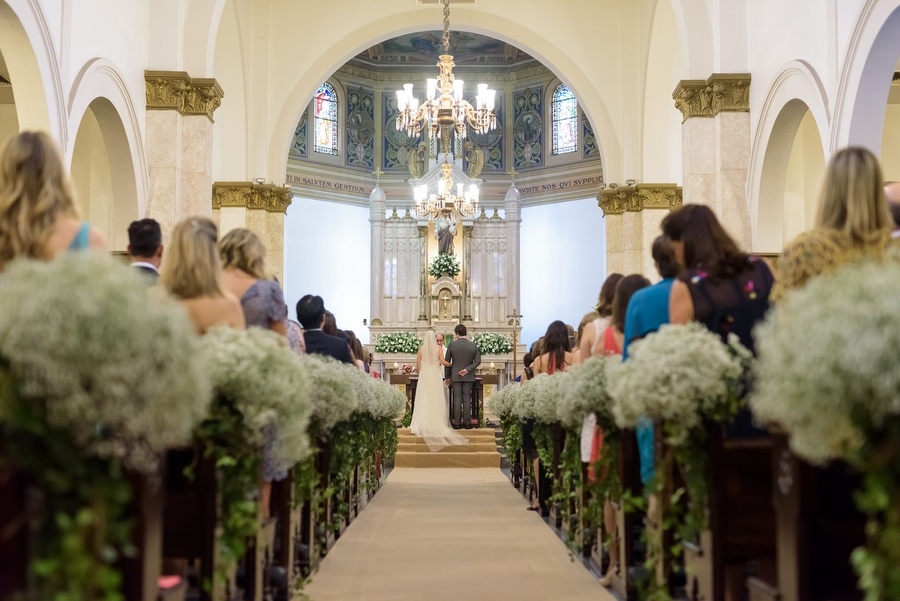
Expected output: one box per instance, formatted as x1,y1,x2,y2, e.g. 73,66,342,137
520,197,605,347
282,197,372,343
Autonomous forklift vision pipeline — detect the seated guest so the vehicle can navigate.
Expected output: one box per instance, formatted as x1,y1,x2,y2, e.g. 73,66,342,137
884,181,900,240
322,310,337,336
577,273,624,363
127,218,163,282
515,352,534,382
158,217,244,333
0,131,106,271
286,319,306,354
218,227,288,337
345,330,367,372
296,295,353,363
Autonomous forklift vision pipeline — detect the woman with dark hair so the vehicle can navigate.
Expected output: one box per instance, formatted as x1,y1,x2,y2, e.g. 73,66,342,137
322,310,337,336
662,204,774,353
345,329,366,372
577,273,624,363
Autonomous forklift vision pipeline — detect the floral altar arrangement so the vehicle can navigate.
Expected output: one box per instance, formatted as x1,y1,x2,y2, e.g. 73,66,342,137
198,326,313,578
374,331,421,354
610,322,751,595
0,254,211,600
428,252,461,278
472,331,514,355
751,262,900,600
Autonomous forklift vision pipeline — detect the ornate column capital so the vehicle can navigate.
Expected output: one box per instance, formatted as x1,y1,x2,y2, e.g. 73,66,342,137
462,225,474,238
211,182,293,213
673,73,750,122
417,225,428,237
145,71,224,121
598,184,683,217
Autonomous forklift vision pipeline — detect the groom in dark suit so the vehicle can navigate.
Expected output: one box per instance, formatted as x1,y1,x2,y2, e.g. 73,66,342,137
444,324,481,429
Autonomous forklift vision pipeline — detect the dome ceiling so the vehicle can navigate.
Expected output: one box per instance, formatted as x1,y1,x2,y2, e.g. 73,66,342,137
351,31,538,71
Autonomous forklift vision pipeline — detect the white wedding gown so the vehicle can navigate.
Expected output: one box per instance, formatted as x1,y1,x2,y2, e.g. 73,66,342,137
409,334,469,452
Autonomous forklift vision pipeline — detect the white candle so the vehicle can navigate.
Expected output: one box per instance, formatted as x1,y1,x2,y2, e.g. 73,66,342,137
393,362,399,369
490,362,495,369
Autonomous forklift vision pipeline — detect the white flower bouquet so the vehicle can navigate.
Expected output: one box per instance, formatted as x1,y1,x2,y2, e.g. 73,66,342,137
512,374,543,421
0,254,211,474
528,371,571,424
354,372,404,421
472,332,514,355
299,353,361,435
489,382,520,419
201,326,313,472
611,323,748,442
557,356,619,430
374,331,421,354
428,252,461,278
751,260,900,600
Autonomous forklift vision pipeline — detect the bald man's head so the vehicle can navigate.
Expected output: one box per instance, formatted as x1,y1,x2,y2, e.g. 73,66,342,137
886,182,900,230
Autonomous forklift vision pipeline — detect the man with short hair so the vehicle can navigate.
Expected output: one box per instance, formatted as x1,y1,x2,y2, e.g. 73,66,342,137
127,218,163,282
296,294,353,364
885,181,900,239
444,324,481,429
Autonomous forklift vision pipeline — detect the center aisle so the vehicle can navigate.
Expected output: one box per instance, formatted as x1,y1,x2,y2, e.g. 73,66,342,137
303,468,614,601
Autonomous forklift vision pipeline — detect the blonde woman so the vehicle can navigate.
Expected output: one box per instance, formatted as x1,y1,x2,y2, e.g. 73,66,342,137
776,146,892,299
0,131,106,270
219,228,288,337
159,217,244,333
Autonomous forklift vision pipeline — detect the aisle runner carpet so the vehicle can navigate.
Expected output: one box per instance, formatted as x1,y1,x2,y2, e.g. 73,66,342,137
394,427,501,468
303,468,613,601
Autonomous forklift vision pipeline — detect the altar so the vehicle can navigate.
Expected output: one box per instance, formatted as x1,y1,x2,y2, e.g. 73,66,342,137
387,373,502,426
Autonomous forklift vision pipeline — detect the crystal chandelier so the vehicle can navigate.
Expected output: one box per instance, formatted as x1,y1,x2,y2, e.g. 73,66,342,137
413,161,479,219
395,0,498,141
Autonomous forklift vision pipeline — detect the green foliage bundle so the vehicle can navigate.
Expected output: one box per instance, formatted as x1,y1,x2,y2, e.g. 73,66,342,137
0,254,211,601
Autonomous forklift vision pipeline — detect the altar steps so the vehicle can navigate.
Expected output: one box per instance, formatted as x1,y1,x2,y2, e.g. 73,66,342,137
394,428,501,468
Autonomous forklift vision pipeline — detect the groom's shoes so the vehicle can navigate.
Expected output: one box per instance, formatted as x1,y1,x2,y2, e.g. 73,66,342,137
450,419,459,429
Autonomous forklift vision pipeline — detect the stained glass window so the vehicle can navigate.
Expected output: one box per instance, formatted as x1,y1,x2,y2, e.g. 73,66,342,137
551,84,577,155
314,83,338,155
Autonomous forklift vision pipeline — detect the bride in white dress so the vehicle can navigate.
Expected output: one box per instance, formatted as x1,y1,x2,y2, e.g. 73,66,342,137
409,331,468,451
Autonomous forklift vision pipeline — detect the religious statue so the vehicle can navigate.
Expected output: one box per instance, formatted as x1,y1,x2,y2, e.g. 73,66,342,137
435,213,456,255
439,289,452,319
407,141,427,179
465,141,484,178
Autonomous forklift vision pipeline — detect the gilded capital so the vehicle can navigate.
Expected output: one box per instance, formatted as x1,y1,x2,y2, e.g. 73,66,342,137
597,184,682,217
146,71,224,122
673,73,750,122
417,225,428,237
462,225,474,238
211,181,293,213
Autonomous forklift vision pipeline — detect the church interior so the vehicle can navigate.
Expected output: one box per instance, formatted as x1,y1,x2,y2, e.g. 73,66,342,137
1,0,900,600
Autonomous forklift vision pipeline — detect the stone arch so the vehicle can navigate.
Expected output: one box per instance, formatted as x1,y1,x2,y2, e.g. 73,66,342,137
832,0,900,153
666,0,714,78
748,61,829,251
264,8,621,186
0,0,65,142
184,0,228,76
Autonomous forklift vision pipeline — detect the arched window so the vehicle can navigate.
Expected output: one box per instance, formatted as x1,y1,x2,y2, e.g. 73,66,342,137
551,84,577,155
314,83,338,155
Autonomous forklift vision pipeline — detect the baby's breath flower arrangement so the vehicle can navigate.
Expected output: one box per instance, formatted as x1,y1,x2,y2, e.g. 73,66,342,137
374,331,422,354
610,323,750,594
489,383,523,459
751,262,900,600
428,252,461,278
472,332,513,355
0,254,211,601
198,326,313,578
300,354,361,435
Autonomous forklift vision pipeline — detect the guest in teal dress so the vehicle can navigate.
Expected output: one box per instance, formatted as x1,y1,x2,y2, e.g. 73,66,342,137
622,236,680,487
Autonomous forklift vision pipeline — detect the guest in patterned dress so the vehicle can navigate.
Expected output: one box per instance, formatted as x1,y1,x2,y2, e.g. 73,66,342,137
775,147,892,300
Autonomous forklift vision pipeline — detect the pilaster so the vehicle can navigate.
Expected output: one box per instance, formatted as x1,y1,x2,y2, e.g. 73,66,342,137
145,71,224,235
369,185,386,324
674,73,751,248
462,223,474,322
211,181,293,282
417,224,428,321
504,183,522,317
598,184,683,280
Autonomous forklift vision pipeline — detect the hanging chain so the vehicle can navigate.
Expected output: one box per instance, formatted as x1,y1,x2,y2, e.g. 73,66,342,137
442,0,451,54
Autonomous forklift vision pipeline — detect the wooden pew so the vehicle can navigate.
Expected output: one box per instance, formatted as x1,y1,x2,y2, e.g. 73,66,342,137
0,467,27,600
746,433,865,601
607,429,645,599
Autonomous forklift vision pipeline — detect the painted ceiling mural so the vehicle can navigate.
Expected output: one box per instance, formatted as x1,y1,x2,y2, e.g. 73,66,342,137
353,31,536,69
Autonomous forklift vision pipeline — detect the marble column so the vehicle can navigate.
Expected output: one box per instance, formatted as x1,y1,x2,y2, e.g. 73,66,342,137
674,74,751,248
504,184,522,317
462,223,474,322
417,224,428,321
599,184,683,280
368,186,386,325
211,181,293,282
145,71,223,238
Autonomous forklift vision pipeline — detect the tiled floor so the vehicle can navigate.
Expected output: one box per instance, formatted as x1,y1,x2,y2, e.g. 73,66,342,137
302,468,615,601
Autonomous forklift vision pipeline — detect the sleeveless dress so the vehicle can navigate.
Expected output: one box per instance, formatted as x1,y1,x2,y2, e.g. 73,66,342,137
410,347,468,451
68,222,91,252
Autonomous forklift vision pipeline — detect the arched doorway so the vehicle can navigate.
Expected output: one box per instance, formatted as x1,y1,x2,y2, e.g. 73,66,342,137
69,98,139,251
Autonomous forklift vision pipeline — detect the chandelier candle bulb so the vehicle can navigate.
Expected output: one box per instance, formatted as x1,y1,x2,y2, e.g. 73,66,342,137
427,79,437,101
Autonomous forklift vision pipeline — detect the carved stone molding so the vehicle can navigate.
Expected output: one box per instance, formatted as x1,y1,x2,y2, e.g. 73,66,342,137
211,182,293,213
145,71,224,121
673,73,750,122
597,184,683,216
